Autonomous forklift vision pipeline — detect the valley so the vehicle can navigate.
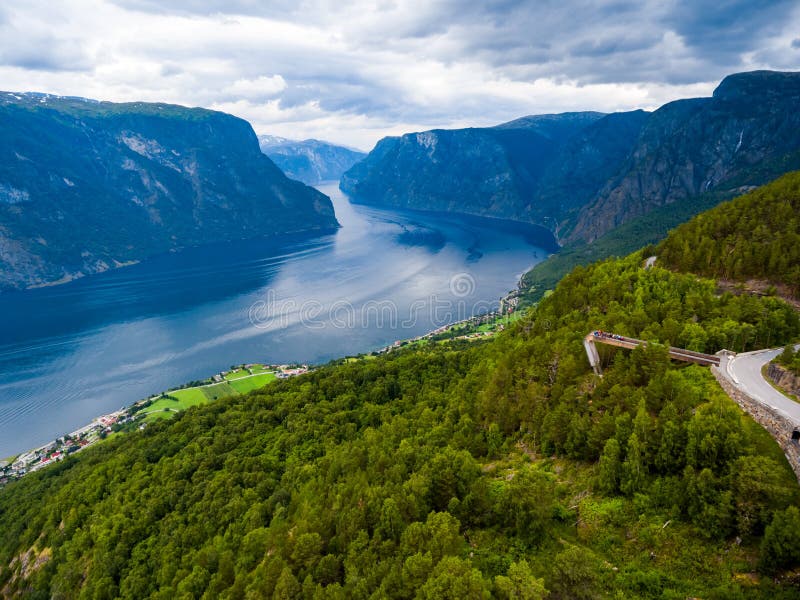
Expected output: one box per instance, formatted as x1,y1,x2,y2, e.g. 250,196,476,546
3,179,800,596
0,184,553,458
0,10,798,591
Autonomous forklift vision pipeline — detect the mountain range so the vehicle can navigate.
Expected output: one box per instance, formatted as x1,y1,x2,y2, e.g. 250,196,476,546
341,70,800,244
0,94,338,292
259,135,365,185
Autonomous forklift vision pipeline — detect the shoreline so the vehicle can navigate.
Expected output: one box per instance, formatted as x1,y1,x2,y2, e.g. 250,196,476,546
1,225,341,296
1,278,528,487
0,363,308,486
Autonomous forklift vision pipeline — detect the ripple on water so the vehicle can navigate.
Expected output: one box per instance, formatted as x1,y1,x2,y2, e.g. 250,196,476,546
0,184,556,456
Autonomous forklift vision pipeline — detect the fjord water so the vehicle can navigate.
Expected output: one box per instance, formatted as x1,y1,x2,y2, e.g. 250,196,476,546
0,184,555,456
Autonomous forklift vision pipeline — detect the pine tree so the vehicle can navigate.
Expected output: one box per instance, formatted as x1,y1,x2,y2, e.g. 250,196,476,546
598,438,622,494
621,433,646,496
759,506,800,574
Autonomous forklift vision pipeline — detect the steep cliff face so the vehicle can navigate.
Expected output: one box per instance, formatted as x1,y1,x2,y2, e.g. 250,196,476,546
258,136,365,184
342,125,557,221
535,110,651,236
343,71,800,246
340,111,651,229
570,71,800,242
0,94,338,291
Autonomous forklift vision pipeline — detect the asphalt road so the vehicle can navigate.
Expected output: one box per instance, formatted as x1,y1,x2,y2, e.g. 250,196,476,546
726,348,800,425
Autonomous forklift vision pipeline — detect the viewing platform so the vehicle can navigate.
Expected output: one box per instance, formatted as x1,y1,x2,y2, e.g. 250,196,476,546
584,331,721,375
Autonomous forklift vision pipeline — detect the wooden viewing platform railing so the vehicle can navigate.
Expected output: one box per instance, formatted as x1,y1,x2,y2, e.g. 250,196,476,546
584,331,721,375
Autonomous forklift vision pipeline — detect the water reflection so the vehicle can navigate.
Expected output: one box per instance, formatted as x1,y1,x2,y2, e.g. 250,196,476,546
0,184,555,455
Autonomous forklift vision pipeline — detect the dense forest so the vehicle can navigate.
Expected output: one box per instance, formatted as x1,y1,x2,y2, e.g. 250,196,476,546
659,171,800,297
519,189,731,305
1,177,800,598
1,253,799,598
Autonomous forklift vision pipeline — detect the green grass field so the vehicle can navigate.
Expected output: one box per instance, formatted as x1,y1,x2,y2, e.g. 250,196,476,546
149,388,207,411
228,372,276,393
171,387,211,407
142,410,176,423
223,369,251,381
224,365,275,380
139,389,209,423
200,382,237,400
134,370,278,423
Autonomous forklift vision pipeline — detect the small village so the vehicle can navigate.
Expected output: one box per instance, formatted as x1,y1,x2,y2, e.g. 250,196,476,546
0,363,308,486
375,289,522,354
1,305,523,486
3,301,530,487
0,290,525,488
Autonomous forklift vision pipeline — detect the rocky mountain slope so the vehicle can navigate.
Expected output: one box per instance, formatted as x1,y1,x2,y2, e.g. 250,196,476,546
341,111,649,231
0,94,338,291
342,70,800,244
259,135,365,184
572,70,800,242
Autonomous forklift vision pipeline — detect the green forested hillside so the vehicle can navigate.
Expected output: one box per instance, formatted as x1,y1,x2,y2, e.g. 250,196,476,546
777,345,800,376
519,190,732,305
1,248,799,598
659,171,800,296
523,169,800,306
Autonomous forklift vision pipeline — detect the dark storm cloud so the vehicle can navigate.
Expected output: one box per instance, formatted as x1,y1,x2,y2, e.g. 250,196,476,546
423,0,797,85
2,0,798,148
664,0,793,52
105,0,797,86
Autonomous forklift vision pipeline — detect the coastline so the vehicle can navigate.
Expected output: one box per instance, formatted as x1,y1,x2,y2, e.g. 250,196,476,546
0,363,308,486
12,225,340,295
1,276,529,487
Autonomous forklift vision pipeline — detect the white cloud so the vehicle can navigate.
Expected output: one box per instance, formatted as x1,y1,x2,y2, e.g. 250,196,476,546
0,0,796,149
223,75,287,100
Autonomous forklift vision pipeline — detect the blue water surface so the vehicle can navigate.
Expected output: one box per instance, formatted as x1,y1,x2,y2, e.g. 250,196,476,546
0,184,555,456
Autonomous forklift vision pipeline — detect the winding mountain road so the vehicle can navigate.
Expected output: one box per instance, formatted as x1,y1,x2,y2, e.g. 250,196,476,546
725,348,800,425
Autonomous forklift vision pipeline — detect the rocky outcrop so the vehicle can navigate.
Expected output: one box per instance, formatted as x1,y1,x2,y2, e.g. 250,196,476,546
570,71,800,242
340,111,645,232
343,71,800,246
0,93,338,291
767,363,800,399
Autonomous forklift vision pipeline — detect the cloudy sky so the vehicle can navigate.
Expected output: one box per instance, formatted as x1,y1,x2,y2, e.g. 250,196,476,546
1,1,798,150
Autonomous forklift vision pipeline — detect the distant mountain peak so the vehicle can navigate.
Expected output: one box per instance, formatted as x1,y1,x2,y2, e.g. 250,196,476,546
258,135,366,185
495,111,607,130
257,134,293,147
341,69,800,246
492,111,608,144
0,91,99,106
340,109,632,226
